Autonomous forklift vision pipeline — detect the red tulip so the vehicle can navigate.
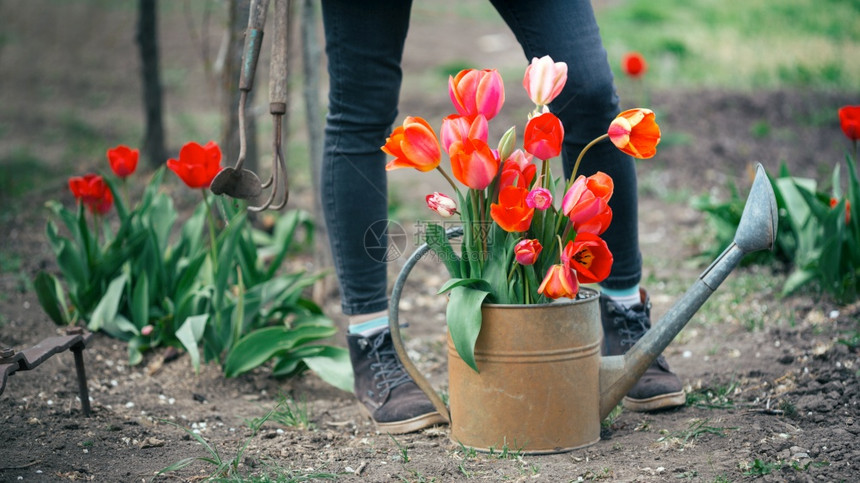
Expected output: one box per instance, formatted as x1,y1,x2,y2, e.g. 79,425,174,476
523,55,568,106
441,114,488,155
514,239,542,265
538,264,579,299
622,52,647,78
562,233,613,284
524,112,564,161
449,137,499,190
68,173,113,214
167,141,223,189
383,116,441,172
838,105,860,142
499,150,537,189
426,192,457,217
607,108,661,159
490,185,534,232
106,145,139,178
448,69,505,121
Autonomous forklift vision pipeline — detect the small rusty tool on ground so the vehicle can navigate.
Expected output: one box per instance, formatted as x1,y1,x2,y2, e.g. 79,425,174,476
211,0,291,211
0,327,95,416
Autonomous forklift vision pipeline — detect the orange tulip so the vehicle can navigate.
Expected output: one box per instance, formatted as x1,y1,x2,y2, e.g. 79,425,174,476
490,186,534,232
448,69,505,121
607,108,661,159
538,264,579,299
383,116,441,172
449,137,499,190
562,233,613,284
621,52,647,78
524,112,564,161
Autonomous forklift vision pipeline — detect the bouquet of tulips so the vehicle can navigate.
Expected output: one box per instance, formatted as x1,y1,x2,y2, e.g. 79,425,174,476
383,56,661,371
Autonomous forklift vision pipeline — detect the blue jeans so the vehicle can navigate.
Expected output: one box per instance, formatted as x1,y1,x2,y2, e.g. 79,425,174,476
321,0,641,315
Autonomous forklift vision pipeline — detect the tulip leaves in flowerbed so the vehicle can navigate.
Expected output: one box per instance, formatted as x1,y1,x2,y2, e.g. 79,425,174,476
383,57,661,371
34,144,352,392
694,106,859,304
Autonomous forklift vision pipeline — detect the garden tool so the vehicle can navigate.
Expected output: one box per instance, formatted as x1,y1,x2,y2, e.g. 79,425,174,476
211,0,290,211
388,163,778,452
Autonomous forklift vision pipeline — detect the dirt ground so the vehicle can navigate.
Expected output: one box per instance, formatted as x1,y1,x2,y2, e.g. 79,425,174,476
2,2,860,482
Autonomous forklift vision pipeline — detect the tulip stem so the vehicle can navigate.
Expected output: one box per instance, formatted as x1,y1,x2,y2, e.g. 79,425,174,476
202,190,218,267
567,133,608,192
436,166,461,196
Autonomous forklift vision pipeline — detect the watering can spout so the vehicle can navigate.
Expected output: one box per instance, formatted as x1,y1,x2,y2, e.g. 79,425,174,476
599,163,778,419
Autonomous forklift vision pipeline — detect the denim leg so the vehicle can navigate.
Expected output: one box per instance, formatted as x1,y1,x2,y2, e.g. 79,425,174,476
490,0,642,289
320,0,413,315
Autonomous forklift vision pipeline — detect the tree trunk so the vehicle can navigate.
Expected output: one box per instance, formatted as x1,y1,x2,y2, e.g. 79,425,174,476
300,0,333,305
137,0,167,167
221,0,258,174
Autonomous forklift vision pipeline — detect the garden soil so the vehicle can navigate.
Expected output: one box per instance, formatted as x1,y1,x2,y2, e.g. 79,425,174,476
1,2,859,482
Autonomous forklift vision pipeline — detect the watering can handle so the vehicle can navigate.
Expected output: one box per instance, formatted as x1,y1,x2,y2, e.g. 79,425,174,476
388,227,464,424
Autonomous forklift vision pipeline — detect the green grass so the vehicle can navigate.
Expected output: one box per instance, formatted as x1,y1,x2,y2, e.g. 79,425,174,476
597,0,860,90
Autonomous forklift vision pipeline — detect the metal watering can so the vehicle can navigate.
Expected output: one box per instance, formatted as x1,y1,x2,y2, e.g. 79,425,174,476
388,163,778,453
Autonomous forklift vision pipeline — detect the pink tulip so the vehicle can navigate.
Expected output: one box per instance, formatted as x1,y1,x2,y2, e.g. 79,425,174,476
514,239,542,265
426,192,457,217
522,55,568,107
441,114,488,154
449,69,505,121
526,187,553,210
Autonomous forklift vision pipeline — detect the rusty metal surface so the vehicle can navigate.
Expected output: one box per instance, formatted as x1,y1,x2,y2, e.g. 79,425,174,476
0,330,95,416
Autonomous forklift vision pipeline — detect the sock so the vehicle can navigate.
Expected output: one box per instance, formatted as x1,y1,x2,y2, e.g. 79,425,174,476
600,285,641,309
348,310,388,336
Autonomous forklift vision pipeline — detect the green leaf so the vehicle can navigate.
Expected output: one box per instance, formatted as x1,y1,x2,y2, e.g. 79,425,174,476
176,314,209,373
33,272,70,325
446,285,489,372
88,273,128,331
223,324,337,378
437,277,491,295
131,271,149,327
783,268,816,297
424,223,462,278
302,346,353,392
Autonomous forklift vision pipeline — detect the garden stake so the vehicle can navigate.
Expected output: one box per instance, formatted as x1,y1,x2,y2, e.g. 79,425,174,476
389,163,778,453
210,0,269,201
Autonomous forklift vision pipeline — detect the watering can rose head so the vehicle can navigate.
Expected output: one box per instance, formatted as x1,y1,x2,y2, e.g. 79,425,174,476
382,55,661,371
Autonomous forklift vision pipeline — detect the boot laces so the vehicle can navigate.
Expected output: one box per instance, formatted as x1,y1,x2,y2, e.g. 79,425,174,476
367,331,411,396
614,304,670,371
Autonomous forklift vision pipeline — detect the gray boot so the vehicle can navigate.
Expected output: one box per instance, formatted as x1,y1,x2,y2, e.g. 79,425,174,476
600,290,686,411
347,329,447,433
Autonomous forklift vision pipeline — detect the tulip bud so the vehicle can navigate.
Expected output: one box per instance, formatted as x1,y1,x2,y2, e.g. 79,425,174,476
514,239,542,265
426,192,457,217
141,325,154,336
497,126,517,162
